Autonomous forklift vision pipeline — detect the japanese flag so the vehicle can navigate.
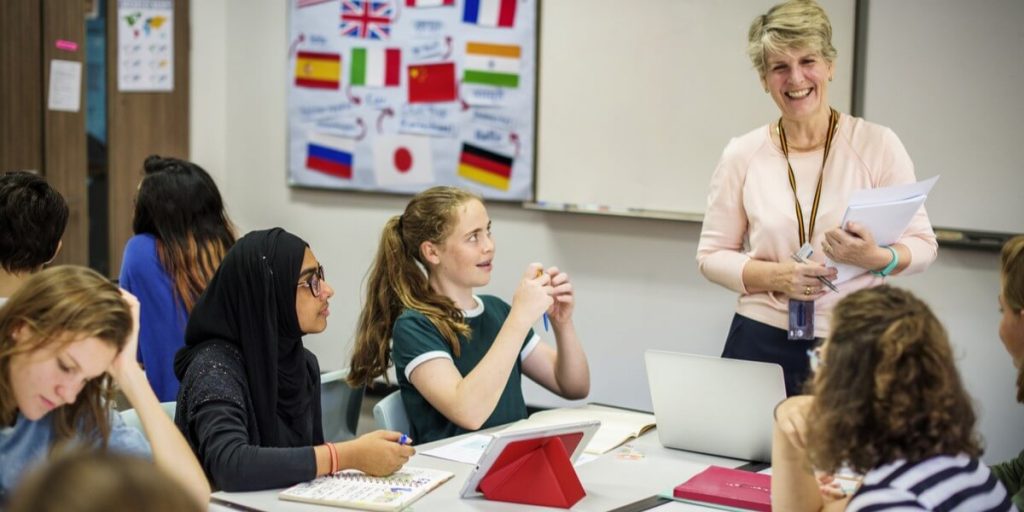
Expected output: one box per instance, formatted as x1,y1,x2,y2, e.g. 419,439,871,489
372,135,435,187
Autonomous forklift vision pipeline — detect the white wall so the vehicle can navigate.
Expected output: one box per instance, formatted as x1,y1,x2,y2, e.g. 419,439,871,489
190,0,1023,463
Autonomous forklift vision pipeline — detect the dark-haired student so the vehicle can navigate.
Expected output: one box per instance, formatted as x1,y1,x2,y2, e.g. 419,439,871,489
0,171,69,305
174,228,413,492
771,285,1011,512
994,235,1024,510
119,156,236,401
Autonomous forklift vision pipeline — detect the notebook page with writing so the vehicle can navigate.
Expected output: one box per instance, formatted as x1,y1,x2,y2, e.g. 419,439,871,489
279,467,454,511
500,404,655,454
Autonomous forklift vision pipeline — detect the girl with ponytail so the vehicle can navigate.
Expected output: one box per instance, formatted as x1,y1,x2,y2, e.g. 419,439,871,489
349,186,590,444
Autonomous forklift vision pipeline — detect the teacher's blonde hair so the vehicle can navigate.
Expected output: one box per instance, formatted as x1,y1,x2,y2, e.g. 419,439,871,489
747,0,837,78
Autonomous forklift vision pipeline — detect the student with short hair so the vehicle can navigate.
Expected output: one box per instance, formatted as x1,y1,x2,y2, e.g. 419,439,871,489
0,266,209,506
174,228,413,492
119,155,236,401
348,186,590,445
7,449,204,512
0,172,69,304
771,285,1011,511
993,235,1024,510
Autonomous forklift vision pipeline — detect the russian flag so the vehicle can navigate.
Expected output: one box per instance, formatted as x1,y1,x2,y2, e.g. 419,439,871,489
305,132,355,179
462,0,516,28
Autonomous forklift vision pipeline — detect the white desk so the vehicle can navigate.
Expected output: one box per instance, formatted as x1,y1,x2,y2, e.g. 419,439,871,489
211,427,749,511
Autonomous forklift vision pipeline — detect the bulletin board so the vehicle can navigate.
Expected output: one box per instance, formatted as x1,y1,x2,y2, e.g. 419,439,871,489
287,0,537,201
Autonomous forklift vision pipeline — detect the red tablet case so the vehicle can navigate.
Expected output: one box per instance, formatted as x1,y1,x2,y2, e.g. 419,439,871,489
674,465,772,511
476,432,586,508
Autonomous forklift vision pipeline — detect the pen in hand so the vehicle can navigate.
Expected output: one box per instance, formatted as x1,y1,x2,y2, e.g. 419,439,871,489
536,268,550,331
398,434,410,446
790,250,839,292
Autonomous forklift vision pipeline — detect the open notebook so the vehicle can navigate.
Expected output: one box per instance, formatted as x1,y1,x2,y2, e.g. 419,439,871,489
279,467,454,511
500,404,656,454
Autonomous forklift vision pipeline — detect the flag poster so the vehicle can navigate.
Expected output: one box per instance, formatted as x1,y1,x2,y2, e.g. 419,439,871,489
287,0,537,200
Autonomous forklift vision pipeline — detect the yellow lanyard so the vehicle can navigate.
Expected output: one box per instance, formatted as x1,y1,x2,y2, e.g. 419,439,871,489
777,108,840,246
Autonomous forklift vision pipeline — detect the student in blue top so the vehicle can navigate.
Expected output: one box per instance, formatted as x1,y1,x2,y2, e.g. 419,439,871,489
348,186,590,444
0,266,209,506
119,155,236,401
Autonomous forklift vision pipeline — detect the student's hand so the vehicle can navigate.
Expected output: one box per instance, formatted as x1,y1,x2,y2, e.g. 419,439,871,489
823,222,889,270
777,261,835,301
510,263,554,324
817,473,849,503
774,395,814,451
108,289,142,384
341,430,416,476
544,266,575,324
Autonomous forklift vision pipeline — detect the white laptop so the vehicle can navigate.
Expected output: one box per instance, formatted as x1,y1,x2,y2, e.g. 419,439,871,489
644,350,786,462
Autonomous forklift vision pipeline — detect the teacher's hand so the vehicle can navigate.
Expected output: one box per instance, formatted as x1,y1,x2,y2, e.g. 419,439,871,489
778,261,836,301
823,222,891,270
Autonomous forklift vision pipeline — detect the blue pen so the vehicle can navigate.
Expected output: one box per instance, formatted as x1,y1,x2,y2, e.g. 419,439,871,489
536,268,550,331
398,433,410,446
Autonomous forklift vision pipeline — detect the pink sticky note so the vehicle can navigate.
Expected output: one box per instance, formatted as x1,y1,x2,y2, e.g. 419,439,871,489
55,40,78,52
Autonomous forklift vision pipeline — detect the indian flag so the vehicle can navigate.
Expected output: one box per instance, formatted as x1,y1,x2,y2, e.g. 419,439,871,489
458,142,513,191
462,42,520,88
294,51,341,89
351,47,401,87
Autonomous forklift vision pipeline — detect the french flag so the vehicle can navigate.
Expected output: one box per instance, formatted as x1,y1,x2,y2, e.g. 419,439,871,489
462,0,516,28
305,132,355,179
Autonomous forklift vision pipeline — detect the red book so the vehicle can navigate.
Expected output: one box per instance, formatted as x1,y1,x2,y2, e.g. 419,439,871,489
674,466,772,511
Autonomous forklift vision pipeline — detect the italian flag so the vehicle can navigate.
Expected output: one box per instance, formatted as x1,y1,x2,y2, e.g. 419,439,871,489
462,42,520,88
350,47,401,87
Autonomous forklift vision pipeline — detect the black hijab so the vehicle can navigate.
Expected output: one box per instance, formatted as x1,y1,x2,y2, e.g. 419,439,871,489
174,228,322,447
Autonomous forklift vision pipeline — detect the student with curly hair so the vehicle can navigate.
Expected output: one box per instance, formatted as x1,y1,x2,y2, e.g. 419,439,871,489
993,235,1024,510
771,285,1011,511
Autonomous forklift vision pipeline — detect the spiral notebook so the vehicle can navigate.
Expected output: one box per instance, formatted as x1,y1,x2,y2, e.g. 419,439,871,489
279,467,454,511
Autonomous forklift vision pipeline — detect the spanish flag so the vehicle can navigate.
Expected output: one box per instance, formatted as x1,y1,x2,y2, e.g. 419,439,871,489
295,51,341,89
458,143,513,191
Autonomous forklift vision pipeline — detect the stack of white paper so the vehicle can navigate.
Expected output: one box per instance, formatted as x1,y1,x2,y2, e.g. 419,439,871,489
829,176,939,284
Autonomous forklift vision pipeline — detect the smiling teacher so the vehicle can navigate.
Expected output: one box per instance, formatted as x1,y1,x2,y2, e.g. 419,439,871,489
696,0,937,396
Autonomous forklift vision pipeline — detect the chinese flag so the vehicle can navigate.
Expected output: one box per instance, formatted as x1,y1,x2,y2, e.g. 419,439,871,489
407,62,457,103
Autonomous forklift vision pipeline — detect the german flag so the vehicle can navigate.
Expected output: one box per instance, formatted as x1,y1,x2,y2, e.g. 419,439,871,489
458,143,513,191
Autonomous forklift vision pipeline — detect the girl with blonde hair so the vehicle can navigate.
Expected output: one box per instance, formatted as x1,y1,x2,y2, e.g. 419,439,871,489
349,186,590,444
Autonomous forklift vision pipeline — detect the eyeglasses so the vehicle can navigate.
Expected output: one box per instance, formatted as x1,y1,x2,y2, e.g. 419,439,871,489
297,264,326,298
807,345,824,373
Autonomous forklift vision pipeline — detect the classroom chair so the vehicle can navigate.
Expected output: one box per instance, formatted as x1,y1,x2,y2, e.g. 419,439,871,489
119,401,177,432
372,390,410,434
320,369,364,442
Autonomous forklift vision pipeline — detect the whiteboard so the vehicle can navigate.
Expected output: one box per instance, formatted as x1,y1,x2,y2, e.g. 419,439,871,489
535,0,855,217
286,0,538,201
860,0,1024,234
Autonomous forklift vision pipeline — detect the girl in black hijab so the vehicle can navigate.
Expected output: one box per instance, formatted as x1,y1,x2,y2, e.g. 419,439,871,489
173,228,413,492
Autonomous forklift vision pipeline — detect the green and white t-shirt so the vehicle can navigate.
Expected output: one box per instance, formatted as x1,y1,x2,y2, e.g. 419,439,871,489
392,294,539,444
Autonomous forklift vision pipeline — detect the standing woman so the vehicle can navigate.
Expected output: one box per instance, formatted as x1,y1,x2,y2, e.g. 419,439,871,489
696,0,937,395
0,266,209,506
174,228,413,492
119,155,235,401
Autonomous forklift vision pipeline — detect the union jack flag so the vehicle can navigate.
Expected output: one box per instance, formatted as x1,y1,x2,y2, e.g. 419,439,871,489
340,0,394,40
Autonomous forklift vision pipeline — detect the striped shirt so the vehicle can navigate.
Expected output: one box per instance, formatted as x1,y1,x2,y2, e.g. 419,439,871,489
848,454,1012,511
